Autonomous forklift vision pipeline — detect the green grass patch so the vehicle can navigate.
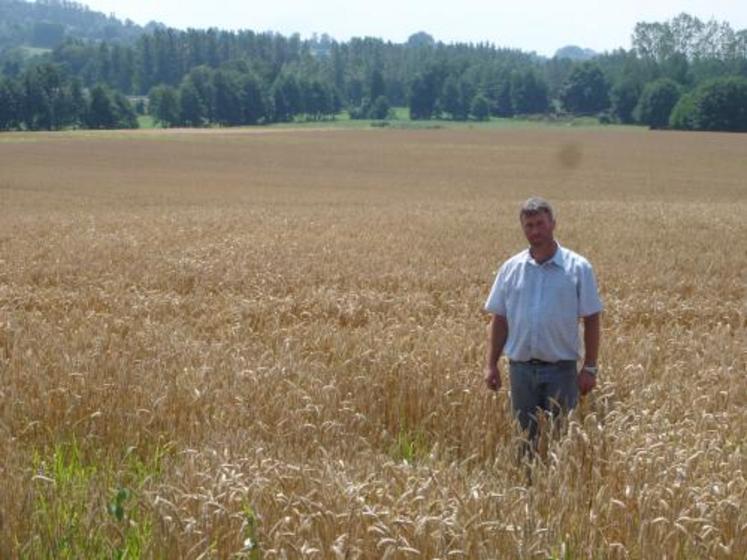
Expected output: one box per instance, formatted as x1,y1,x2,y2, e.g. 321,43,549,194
269,108,643,132
137,115,157,129
389,426,430,464
21,438,169,558
239,504,262,560
391,106,410,120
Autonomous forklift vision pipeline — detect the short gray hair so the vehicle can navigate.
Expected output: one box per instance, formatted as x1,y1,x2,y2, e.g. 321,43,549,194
519,196,554,221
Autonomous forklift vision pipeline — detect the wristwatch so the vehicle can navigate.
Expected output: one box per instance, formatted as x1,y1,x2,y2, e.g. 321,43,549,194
582,365,598,376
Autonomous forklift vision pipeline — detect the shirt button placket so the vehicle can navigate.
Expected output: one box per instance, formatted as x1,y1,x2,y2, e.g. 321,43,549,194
531,265,543,358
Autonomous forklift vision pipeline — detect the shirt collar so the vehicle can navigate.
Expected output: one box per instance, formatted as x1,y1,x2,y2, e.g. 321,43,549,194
524,241,564,267
550,242,565,266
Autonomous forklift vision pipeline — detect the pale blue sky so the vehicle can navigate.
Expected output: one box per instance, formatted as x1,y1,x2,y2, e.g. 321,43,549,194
83,0,747,57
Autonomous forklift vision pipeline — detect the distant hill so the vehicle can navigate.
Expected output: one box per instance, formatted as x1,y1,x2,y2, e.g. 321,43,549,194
554,45,598,60
0,0,162,51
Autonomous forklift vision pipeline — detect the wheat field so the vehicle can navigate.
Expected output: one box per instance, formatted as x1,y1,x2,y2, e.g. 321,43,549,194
0,126,745,558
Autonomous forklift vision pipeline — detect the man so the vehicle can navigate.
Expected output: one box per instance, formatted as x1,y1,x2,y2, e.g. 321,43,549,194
484,197,602,452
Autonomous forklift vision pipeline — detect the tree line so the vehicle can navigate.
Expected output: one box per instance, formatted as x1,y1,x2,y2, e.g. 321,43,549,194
0,62,136,129
148,65,341,127
1,11,746,132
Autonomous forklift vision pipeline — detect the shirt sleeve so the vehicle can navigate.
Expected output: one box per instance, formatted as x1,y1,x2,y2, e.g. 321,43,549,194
484,264,507,316
577,262,603,317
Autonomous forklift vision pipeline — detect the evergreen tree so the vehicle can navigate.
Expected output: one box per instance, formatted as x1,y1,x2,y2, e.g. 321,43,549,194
0,78,20,130
271,72,302,122
543,56,575,98
303,79,332,120
179,80,206,126
440,75,464,120
22,64,64,130
239,72,267,124
369,95,391,119
241,74,267,124
51,81,74,128
493,79,514,117
510,69,549,114
185,66,216,121
409,67,440,120
112,91,138,128
95,41,111,85
470,93,490,121
149,85,181,127
137,34,155,94
69,77,87,126
87,84,117,128
110,45,135,93
154,29,182,86
212,69,244,125
457,74,477,119
369,68,386,101
346,74,365,109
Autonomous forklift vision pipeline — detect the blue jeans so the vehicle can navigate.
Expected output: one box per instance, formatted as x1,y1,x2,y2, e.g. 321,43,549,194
508,360,579,452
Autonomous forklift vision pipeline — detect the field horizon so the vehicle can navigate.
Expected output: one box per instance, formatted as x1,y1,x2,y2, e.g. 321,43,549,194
12,106,644,135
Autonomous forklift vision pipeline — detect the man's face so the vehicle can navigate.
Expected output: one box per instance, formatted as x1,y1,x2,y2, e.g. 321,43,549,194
520,211,555,247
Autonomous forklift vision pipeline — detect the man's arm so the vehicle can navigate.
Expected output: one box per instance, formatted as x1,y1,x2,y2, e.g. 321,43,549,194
485,314,508,391
583,312,600,366
578,312,601,395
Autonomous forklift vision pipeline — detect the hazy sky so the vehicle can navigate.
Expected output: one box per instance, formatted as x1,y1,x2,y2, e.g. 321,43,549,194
82,0,747,57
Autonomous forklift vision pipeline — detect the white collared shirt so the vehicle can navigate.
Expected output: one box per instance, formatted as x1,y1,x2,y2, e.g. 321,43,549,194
484,242,603,362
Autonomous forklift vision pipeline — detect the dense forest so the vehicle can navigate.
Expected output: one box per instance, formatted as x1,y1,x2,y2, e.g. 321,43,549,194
0,0,156,49
1,0,746,132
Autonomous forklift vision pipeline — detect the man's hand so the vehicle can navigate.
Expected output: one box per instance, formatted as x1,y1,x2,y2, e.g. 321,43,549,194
485,315,508,392
485,365,501,391
577,369,596,395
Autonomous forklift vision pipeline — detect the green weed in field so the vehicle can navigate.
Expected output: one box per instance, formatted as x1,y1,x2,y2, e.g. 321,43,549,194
390,426,430,464
22,439,158,558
